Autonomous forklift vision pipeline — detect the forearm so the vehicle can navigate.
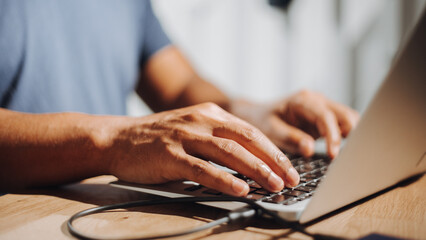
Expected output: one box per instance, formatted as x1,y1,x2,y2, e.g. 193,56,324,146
172,80,267,130
171,76,230,110
0,109,116,191
137,46,231,112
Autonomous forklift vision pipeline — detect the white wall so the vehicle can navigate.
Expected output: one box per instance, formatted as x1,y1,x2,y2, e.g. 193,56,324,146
128,0,426,116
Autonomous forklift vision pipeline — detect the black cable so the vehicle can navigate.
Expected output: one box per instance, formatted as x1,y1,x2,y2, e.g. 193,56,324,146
67,196,347,240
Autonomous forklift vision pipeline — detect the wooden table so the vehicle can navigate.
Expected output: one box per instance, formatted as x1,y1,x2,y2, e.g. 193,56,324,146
1,174,425,240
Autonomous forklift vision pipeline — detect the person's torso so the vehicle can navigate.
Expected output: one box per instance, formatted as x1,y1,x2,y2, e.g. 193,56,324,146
0,0,147,114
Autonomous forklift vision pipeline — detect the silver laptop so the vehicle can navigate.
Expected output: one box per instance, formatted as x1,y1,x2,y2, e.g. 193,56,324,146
111,9,426,224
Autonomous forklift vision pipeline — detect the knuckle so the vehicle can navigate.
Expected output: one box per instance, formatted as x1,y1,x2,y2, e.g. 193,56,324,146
218,139,239,156
274,151,289,165
241,127,262,143
190,162,209,180
153,135,171,148
276,152,289,165
170,128,181,139
297,89,325,103
168,127,191,141
163,143,183,159
254,162,270,177
200,102,221,112
212,173,225,186
297,89,313,97
182,111,201,122
188,103,225,122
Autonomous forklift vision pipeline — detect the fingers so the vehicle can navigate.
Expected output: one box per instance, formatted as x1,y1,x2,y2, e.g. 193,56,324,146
314,109,341,158
314,100,359,157
327,101,360,137
212,120,300,188
268,115,315,158
190,137,290,192
170,103,300,194
177,154,249,197
278,90,357,158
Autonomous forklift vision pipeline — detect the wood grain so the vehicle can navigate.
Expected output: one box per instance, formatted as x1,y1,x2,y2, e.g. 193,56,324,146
0,174,425,240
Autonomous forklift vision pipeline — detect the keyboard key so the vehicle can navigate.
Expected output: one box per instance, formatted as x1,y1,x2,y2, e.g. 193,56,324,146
286,153,300,160
310,154,324,160
306,181,319,187
280,188,290,193
310,159,327,168
291,183,304,188
262,194,293,204
295,186,316,193
300,177,314,183
234,174,251,182
249,181,262,189
303,172,323,179
246,193,265,201
254,189,272,195
226,155,330,204
283,190,305,197
295,165,313,173
234,173,246,179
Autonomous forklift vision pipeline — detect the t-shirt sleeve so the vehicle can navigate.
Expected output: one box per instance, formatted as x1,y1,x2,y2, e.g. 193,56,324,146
140,1,171,66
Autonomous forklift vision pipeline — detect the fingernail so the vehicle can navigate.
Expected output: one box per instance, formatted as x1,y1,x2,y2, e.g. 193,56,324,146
286,167,300,187
232,178,249,196
268,172,284,191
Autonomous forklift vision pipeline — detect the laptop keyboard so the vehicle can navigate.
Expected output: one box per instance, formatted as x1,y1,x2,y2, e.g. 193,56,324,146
183,154,330,206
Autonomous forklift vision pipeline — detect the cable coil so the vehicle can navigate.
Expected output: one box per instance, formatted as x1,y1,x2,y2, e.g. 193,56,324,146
67,196,345,240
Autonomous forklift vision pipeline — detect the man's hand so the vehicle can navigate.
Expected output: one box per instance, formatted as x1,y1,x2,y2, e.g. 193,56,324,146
139,47,359,159
108,102,299,196
230,90,360,158
0,104,298,194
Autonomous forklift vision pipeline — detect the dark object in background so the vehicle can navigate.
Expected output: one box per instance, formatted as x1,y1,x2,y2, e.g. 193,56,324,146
358,233,406,240
269,0,292,10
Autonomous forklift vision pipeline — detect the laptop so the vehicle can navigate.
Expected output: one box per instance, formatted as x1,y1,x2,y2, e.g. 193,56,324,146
111,9,426,224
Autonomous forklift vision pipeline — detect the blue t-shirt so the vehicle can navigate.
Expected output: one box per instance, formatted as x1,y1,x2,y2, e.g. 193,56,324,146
0,0,170,115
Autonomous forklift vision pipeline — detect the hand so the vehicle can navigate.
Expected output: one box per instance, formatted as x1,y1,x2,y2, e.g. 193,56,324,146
106,103,300,197
230,90,360,158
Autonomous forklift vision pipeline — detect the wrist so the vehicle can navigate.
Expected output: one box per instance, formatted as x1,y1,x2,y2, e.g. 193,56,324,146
228,99,269,126
80,114,127,176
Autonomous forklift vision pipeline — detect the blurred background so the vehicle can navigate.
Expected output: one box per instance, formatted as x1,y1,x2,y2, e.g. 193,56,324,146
128,0,426,116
